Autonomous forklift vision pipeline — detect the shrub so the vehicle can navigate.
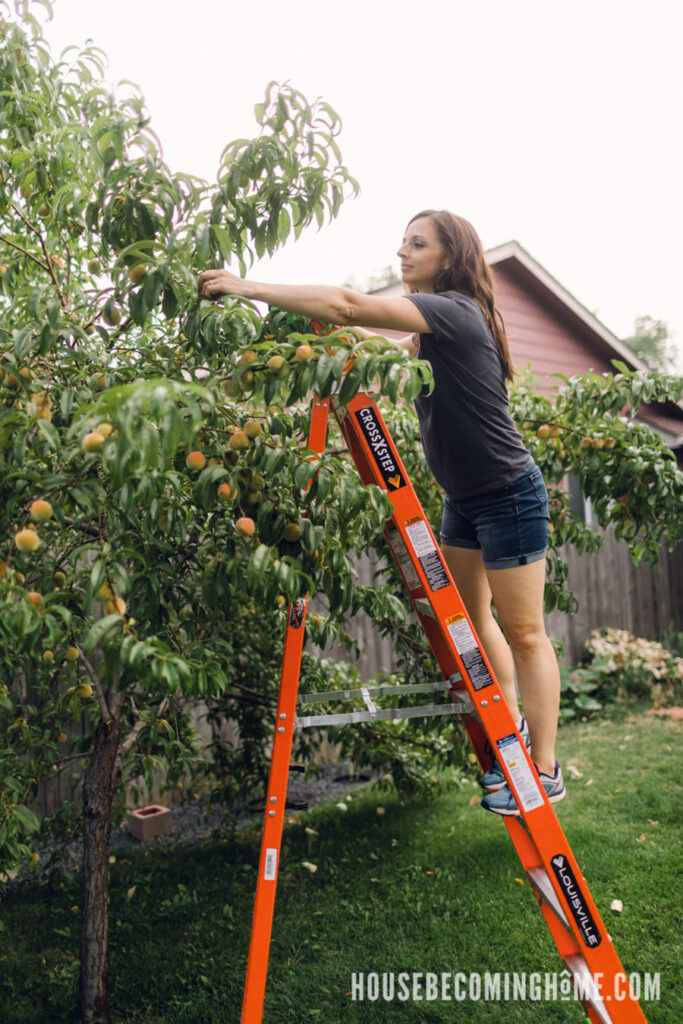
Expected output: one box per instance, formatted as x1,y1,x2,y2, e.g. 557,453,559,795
560,627,683,718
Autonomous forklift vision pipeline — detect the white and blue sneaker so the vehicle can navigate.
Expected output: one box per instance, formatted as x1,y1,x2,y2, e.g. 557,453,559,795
480,762,566,817
478,717,530,791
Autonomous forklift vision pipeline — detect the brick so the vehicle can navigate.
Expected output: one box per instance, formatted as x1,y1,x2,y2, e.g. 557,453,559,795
127,804,173,841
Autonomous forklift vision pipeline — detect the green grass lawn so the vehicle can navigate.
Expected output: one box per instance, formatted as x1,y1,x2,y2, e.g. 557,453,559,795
0,711,680,1023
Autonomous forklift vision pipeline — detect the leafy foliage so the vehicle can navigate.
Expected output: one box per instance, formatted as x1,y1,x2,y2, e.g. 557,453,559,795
559,626,683,720
0,0,432,883
622,314,678,373
510,366,683,612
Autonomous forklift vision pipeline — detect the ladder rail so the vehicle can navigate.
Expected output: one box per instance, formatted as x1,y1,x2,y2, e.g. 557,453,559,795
332,389,646,1024
240,388,648,1024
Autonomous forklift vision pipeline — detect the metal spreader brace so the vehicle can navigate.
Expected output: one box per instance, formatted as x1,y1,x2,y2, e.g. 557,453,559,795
240,389,647,1024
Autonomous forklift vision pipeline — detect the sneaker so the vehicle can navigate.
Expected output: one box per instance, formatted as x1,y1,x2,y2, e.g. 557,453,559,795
480,762,566,817
478,718,530,791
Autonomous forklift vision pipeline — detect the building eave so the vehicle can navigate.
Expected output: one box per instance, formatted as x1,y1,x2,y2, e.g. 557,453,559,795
485,240,649,373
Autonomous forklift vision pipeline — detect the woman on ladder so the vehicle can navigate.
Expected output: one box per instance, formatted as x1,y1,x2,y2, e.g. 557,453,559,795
197,208,564,815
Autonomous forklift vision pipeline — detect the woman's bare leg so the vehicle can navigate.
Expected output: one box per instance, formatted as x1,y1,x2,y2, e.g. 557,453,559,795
485,558,560,776
440,545,520,722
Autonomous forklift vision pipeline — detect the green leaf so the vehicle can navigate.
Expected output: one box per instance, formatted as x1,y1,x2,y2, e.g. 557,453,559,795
84,614,124,654
574,694,603,712
13,805,40,833
212,224,233,260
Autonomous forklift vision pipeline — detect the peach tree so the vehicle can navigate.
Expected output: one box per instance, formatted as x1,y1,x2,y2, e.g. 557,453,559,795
0,4,438,1020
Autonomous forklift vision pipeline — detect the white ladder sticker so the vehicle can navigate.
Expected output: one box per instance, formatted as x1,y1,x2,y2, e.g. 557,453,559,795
496,735,544,812
404,519,449,591
264,848,278,881
447,614,478,654
446,614,494,691
386,527,420,591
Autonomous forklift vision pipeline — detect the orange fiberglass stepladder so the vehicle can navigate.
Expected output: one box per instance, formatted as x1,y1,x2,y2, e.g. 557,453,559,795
240,384,647,1024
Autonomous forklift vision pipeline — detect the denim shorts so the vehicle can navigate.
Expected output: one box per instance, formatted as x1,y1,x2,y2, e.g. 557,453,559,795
440,465,550,570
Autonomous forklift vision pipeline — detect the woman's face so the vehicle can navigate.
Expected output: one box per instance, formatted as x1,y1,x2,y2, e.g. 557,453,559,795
397,217,448,293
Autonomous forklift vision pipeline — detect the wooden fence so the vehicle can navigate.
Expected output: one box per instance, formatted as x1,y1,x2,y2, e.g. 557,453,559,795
544,531,683,662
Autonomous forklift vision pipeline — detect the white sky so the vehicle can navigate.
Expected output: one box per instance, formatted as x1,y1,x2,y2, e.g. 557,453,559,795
38,0,683,362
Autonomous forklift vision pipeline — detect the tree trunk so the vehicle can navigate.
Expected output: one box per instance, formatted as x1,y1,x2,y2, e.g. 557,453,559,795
80,698,123,1024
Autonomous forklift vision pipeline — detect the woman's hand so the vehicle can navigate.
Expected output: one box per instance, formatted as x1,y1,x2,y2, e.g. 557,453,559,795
197,268,247,300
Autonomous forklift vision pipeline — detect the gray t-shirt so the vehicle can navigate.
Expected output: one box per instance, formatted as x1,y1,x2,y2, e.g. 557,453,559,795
406,290,533,500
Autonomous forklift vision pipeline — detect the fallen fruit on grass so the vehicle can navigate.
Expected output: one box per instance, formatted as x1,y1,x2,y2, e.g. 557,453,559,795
186,451,207,471
64,647,79,662
30,499,53,522
235,517,255,537
82,430,105,452
15,528,40,552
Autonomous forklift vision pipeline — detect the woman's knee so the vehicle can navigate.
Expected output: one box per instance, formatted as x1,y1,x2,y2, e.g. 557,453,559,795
504,621,548,654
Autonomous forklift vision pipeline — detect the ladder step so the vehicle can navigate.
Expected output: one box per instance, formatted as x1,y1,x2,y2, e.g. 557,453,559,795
526,867,569,928
297,676,465,707
564,954,614,1024
295,700,471,729
247,797,309,812
414,597,436,619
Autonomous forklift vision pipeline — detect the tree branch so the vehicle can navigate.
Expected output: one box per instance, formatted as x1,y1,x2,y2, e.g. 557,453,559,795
63,516,101,539
0,233,50,272
76,648,112,723
7,201,67,306
116,695,169,769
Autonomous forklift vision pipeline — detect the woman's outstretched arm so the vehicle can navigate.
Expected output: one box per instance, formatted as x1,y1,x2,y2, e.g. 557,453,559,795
196,268,429,336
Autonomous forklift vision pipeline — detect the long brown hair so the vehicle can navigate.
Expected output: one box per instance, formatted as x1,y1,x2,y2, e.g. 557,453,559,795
408,210,514,381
